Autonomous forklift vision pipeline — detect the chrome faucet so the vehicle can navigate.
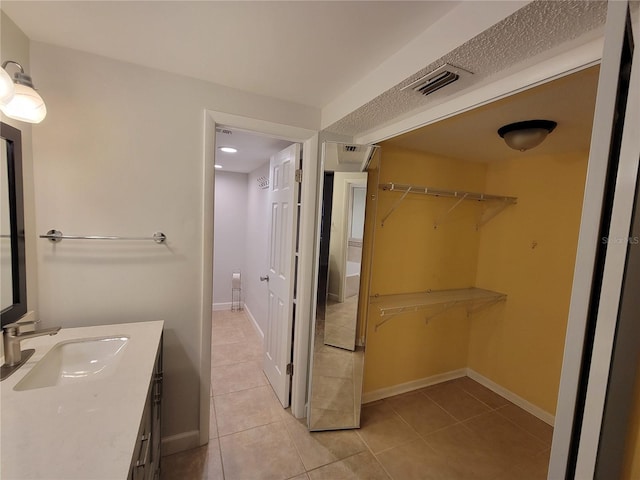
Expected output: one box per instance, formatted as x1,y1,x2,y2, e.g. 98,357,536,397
3,321,61,366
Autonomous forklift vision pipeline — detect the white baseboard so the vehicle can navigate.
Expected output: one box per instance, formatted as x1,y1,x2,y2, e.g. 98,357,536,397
161,430,201,456
243,303,264,339
466,369,555,426
362,369,467,404
212,302,232,311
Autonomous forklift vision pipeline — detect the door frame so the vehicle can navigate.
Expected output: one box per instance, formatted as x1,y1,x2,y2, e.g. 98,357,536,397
201,110,318,444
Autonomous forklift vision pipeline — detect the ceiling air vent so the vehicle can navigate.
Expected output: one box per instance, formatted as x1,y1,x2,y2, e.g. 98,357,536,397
216,127,233,135
401,63,472,97
343,145,360,152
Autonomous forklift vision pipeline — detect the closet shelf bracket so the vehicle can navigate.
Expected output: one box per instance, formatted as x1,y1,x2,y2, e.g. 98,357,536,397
379,183,517,228
371,287,507,331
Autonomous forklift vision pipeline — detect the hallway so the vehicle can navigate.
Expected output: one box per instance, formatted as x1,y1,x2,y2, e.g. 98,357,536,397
162,310,552,479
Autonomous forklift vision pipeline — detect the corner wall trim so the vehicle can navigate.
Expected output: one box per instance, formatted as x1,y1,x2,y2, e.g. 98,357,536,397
362,369,467,404
161,430,201,457
466,368,555,426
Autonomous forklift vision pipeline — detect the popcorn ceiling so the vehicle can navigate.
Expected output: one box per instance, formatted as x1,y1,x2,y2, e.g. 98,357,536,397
326,0,608,138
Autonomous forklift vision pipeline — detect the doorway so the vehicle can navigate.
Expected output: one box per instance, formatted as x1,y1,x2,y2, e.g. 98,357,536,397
201,111,318,445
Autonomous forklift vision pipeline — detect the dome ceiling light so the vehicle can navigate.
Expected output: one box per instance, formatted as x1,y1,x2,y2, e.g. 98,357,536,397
498,120,557,152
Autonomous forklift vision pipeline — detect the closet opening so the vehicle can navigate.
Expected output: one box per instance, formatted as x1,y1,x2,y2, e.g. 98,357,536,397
356,65,600,479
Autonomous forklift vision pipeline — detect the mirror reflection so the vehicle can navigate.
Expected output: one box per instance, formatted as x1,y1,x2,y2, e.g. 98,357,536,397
308,141,379,431
1,138,12,311
325,176,366,351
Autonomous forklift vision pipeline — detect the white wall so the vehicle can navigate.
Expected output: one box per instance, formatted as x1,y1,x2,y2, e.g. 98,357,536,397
213,171,248,307
27,41,319,451
243,162,271,335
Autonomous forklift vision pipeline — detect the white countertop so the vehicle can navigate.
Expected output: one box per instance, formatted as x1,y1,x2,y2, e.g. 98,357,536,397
0,321,164,480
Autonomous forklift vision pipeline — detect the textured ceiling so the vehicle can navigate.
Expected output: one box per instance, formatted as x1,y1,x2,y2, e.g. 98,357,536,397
382,65,600,163
326,0,608,138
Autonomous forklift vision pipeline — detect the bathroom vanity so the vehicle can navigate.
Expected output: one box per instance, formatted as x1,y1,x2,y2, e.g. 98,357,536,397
0,320,163,479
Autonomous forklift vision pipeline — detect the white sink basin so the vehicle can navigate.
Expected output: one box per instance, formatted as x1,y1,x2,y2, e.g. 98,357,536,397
14,336,129,391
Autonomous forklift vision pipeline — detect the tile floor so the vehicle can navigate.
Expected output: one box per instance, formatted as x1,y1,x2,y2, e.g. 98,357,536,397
162,310,553,479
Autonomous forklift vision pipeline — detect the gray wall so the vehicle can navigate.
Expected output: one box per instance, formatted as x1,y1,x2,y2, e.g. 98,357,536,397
213,171,248,307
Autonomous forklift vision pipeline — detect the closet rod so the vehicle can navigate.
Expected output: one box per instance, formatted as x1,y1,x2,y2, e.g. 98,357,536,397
40,229,167,244
380,183,518,203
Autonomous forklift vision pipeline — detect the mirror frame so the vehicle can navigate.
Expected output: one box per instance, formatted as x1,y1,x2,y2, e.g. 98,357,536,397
1,121,27,326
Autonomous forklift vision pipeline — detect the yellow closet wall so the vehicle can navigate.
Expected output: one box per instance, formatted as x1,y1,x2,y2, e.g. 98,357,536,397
363,146,487,393
470,151,588,415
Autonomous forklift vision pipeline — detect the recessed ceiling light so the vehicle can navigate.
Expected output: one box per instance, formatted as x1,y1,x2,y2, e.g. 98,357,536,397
219,147,237,153
214,164,223,169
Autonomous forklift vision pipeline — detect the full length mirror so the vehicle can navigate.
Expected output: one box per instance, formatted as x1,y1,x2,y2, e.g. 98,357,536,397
308,141,379,431
0,122,27,326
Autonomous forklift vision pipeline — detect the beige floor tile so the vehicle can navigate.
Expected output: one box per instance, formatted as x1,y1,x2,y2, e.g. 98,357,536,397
283,415,367,471
456,376,512,409
211,339,263,367
211,313,241,329
498,449,550,480
388,392,458,436
356,405,420,454
464,411,548,467
422,423,507,480
496,403,554,444
211,326,247,346
161,440,223,480
288,475,310,480
219,422,305,480
307,451,389,480
215,385,284,436
376,438,461,480
422,380,491,421
240,319,263,341
209,397,218,439
211,361,267,395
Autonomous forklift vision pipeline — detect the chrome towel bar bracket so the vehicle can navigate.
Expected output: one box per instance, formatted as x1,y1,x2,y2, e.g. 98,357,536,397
40,229,167,244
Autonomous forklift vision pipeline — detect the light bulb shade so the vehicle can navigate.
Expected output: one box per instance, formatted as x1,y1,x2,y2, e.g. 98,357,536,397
0,67,15,106
0,83,47,123
498,120,557,152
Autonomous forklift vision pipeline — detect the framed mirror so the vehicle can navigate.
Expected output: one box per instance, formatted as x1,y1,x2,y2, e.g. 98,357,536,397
1,121,27,326
307,141,379,431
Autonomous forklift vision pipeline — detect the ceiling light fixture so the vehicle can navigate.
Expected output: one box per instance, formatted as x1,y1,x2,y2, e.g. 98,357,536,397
214,164,223,169
0,67,15,107
498,120,557,152
219,147,237,153
0,61,47,124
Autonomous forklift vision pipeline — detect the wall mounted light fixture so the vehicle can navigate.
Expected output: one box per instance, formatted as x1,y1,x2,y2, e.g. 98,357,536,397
498,120,557,152
0,67,15,106
0,60,47,124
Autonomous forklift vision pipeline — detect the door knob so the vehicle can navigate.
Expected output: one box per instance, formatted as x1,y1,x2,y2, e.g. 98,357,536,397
260,275,269,282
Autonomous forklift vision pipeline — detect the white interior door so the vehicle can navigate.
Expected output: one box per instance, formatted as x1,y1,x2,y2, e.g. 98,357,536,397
550,1,638,478
264,143,300,407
